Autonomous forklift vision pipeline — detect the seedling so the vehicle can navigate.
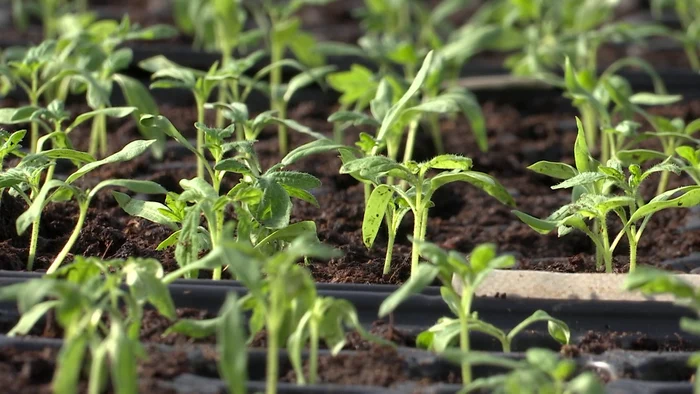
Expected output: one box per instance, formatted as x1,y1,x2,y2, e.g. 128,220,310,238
342,153,514,275
443,348,604,394
118,115,344,278
12,140,164,272
0,129,26,173
0,255,177,394
380,241,570,385
59,15,177,158
515,118,700,272
164,235,342,394
0,40,80,153
625,266,700,394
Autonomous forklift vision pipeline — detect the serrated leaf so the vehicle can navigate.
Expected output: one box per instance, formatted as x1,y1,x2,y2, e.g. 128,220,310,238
551,172,606,190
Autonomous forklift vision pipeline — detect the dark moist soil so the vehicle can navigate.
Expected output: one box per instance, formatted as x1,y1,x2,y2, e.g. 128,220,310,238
2,92,700,281
0,344,187,394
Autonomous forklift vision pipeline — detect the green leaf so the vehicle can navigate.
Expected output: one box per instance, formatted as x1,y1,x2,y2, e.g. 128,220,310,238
379,264,439,317
16,179,64,235
124,260,176,320
624,266,696,299
528,161,577,180
616,149,669,165
430,171,515,207
52,335,87,394
629,93,682,106
375,51,434,145
256,176,292,229
284,65,336,102
282,139,347,166
328,111,380,127
573,117,592,173
107,323,139,394
218,293,247,394
165,318,220,338
115,75,166,158
67,106,136,133
363,185,394,248
551,172,606,190
512,211,557,234
8,300,60,336
426,155,473,170
254,221,319,251
91,179,167,199
268,171,320,190
66,140,155,183
112,192,178,230
628,186,700,224
507,310,570,346
42,149,95,164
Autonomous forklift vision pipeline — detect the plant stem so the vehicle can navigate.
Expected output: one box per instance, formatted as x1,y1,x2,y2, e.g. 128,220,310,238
89,111,107,158
270,32,287,155
428,114,444,155
459,289,473,385
581,104,597,156
402,119,420,164
601,219,612,273
48,202,88,273
309,320,320,384
27,215,40,271
383,228,396,275
410,177,423,276
29,75,39,153
265,319,279,394
195,96,206,180
627,226,638,273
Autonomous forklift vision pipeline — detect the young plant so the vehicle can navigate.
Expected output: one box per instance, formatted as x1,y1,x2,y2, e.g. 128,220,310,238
341,153,514,275
14,140,165,272
0,40,79,153
139,56,236,178
245,0,333,154
0,129,26,173
443,348,604,394
515,118,700,272
163,235,343,394
625,266,700,394
0,255,177,394
379,241,570,385
59,15,177,158
117,115,344,278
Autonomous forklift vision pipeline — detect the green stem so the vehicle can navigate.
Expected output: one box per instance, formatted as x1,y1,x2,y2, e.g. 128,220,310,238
48,202,88,274
270,33,287,155
195,96,206,180
402,119,420,164
265,319,279,394
627,226,638,273
428,114,444,155
459,290,473,385
601,219,612,273
581,104,597,156
27,215,40,271
383,229,396,275
89,111,107,158
309,319,319,384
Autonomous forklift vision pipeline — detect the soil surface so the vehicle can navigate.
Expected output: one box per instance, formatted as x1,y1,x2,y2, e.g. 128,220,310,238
0,344,186,394
2,91,700,282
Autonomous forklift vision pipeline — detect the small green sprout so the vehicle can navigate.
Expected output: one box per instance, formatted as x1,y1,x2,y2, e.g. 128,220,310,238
11,0,88,39
342,153,514,275
379,241,570,385
0,129,27,173
676,144,700,185
443,348,604,394
0,255,177,394
515,118,700,272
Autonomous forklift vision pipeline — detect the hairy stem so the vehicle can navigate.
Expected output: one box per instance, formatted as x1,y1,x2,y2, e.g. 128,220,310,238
48,202,88,274
27,215,40,271
428,114,444,155
402,119,420,164
601,219,612,273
